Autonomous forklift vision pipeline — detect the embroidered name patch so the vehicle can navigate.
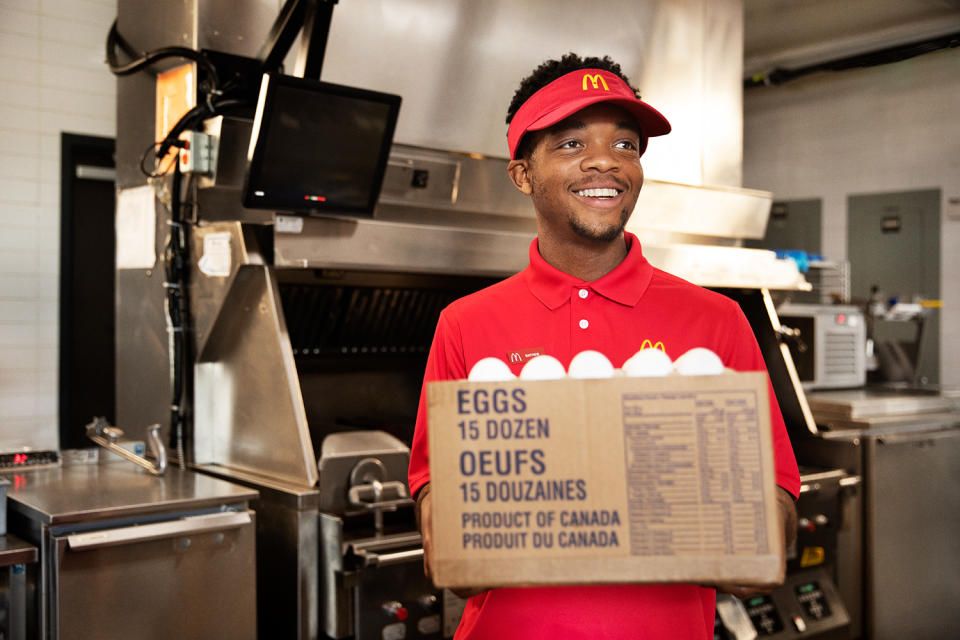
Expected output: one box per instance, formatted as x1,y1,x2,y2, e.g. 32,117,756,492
506,347,546,365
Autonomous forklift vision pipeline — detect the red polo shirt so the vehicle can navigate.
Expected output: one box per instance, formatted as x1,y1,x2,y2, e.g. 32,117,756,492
409,232,800,639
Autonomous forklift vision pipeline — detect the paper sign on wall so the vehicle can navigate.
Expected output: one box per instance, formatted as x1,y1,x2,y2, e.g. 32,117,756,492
116,185,157,270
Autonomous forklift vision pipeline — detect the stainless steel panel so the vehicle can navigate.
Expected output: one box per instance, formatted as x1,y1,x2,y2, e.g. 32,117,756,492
864,428,960,639
52,511,257,640
380,146,532,220
319,513,351,639
115,240,170,447
274,216,534,277
197,0,283,56
191,222,255,354
194,263,319,488
5,466,256,525
629,180,772,239
703,0,744,186
249,490,320,640
807,388,958,421
116,0,195,188
196,464,321,640
321,0,745,188
643,243,806,290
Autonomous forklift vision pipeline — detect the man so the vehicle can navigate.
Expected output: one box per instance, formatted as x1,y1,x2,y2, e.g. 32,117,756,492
408,53,800,639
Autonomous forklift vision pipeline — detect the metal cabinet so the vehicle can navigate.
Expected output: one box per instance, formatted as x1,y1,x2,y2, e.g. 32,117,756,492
7,465,258,640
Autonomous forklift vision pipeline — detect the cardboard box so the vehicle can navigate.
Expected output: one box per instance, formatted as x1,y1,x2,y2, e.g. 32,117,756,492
427,372,783,589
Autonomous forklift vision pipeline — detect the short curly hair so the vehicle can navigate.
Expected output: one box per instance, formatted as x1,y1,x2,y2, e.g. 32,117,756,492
506,53,639,159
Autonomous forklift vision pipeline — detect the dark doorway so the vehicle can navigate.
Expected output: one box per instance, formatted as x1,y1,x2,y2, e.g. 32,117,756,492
60,134,116,448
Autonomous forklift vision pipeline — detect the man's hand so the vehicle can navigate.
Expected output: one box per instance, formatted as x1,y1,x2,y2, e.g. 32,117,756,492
716,487,797,599
415,483,435,580
415,482,489,599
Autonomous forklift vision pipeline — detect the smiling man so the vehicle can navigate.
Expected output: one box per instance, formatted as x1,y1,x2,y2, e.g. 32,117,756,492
408,53,800,639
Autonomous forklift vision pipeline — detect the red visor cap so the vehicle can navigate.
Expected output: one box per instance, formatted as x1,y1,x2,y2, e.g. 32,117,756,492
507,68,671,160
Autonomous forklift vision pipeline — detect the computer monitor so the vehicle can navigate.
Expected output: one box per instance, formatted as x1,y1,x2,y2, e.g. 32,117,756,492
243,73,401,216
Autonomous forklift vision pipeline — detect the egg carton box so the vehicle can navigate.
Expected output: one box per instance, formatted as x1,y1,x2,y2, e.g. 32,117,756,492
426,370,783,589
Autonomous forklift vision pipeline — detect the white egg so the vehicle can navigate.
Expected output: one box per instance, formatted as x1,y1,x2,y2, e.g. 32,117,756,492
673,348,725,375
622,348,674,377
468,357,516,382
519,355,567,380
567,350,615,379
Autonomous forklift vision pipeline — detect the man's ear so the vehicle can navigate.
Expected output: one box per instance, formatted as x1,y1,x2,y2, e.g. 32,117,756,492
507,158,533,196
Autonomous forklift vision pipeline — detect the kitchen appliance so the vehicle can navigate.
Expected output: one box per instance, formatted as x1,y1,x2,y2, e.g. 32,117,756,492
795,389,960,640
777,304,867,391
316,430,453,640
714,467,855,640
5,464,258,640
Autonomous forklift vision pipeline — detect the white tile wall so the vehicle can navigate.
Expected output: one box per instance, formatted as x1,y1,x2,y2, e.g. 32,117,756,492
743,48,960,387
0,0,117,447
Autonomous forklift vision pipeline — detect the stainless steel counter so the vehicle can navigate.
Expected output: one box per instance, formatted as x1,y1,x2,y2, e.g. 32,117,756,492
6,463,258,525
6,464,259,640
806,387,958,421
800,386,960,640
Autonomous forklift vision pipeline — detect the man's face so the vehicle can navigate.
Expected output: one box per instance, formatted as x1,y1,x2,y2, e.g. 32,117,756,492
510,103,644,245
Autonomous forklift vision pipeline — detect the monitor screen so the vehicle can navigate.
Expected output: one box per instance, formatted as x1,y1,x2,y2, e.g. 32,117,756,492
243,73,401,216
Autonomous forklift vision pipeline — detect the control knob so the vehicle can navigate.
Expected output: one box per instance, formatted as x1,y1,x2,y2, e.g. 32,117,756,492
382,601,408,622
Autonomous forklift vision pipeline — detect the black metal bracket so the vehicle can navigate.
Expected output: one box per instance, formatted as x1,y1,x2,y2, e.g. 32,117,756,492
258,0,339,79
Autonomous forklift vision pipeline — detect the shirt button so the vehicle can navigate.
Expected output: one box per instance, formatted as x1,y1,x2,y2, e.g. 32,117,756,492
579,319,589,329
578,288,589,299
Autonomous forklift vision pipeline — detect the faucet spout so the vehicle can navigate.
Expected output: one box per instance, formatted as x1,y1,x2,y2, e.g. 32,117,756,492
86,417,168,476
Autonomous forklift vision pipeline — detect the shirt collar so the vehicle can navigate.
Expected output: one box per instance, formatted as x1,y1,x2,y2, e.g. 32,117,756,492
525,231,654,309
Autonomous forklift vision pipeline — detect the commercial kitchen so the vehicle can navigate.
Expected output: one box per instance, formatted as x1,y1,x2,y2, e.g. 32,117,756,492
0,1,958,638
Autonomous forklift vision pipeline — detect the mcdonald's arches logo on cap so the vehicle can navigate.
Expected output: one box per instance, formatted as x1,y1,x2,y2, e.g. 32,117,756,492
640,339,666,352
582,73,609,91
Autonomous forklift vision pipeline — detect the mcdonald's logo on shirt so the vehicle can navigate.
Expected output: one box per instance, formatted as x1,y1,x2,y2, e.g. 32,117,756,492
639,339,666,352
582,73,609,91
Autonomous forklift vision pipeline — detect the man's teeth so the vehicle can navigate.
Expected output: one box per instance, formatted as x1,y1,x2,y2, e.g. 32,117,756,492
576,188,619,198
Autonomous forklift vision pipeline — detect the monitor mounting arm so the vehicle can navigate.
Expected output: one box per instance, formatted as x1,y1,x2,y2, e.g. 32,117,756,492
258,0,339,79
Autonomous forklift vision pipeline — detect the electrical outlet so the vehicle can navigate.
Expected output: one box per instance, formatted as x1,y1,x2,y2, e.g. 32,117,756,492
179,131,213,174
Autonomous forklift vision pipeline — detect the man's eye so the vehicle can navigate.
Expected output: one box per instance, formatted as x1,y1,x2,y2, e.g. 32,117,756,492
558,140,582,149
615,140,638,150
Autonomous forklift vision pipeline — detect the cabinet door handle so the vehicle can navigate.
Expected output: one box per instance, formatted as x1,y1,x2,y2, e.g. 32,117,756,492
66,511,251,551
